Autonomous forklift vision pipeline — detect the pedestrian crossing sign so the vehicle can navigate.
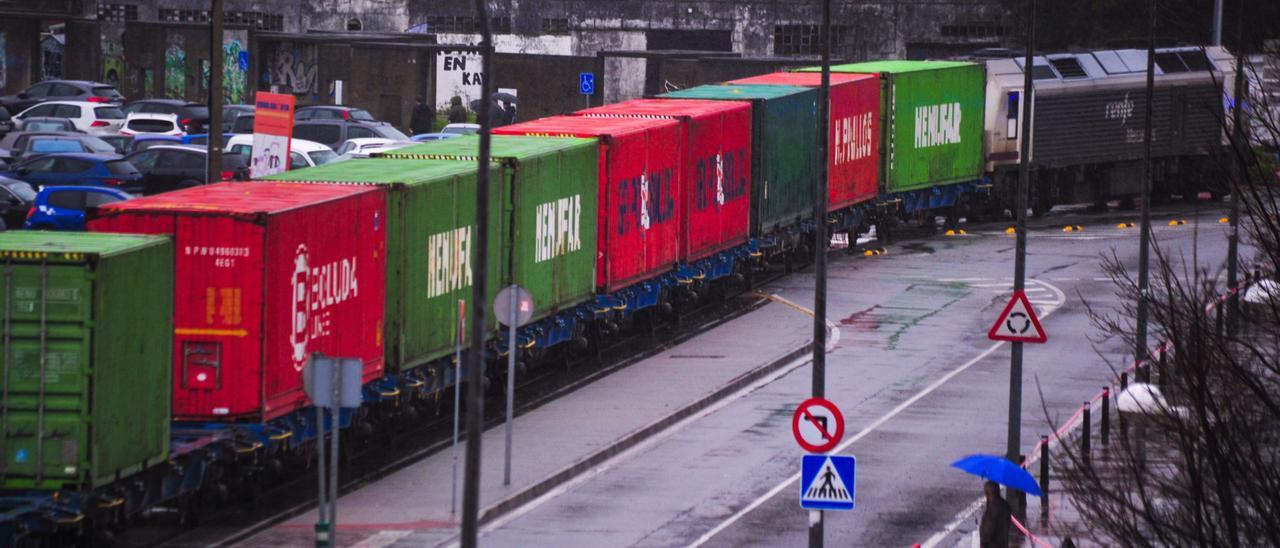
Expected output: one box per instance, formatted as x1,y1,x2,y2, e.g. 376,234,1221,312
800,454,855,511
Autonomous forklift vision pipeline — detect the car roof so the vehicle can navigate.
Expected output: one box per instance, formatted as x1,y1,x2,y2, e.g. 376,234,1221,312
298,105,364,111
22,100,114,109
225,134,330,152
296,119,378,126
19,117,76,122
31,152,122,161
125,112,180,120
0,176,32,186
38,185,131,196
33,80,112,87
344,138,398,146
146,145,206,153
128,99,201,106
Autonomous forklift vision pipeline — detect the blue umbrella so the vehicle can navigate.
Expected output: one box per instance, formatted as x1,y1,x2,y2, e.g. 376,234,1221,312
951,454,1044,497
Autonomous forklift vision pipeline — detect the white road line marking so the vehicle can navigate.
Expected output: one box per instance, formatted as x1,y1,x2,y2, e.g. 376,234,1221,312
352,530,414,548
920,497,985,548
1024,287,1048,292
687,281,1066,547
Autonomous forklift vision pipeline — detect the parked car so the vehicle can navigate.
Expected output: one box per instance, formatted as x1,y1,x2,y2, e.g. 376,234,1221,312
99,134,133,155
334,138,413,157
25,185,131,231
120,113,184,137
225,135,339,170
295,105,379,122
13,101,126,135
0,80,125,113
2,152,143,193
222,104,254,132
16,117,80,133
411,132,461,141
0,107,14,137
122,99,210,133
182,133,234,147
0,131,117,162
125,145,248,194
128,134,183,153
441,123,480,135
0,176,37,228
229,113,255,134
293,120,411,150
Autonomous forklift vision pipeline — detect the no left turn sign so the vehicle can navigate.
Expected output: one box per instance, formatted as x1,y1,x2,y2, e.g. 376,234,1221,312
792,397,845,453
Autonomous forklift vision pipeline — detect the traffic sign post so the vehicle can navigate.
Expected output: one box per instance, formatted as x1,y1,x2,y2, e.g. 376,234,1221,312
987,290,1048,343
495,285,533,486
303,354,363,548
579,72,595,109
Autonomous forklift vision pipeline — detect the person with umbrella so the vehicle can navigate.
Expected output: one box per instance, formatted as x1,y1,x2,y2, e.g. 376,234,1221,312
979,480,1011,548
493,92,518,126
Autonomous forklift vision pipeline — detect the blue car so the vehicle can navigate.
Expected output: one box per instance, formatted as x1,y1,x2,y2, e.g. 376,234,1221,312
2,152,144,193
182,133,234,147
24,185,131,231
411,132,461,142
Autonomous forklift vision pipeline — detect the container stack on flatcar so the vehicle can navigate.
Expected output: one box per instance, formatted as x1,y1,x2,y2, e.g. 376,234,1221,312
726,72,881,234
0,44,1241,545
576,98,753,287
658,84,819,262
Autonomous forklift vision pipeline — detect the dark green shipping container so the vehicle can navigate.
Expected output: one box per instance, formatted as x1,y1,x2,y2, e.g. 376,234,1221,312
261,159,505,372
658,85,818,236
374,135,599,325
0,232,173,490
804,61,985,193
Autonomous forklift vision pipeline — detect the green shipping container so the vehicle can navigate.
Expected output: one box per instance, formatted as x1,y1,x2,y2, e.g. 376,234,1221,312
805,61,985,193
372,135,599,328
0,232,173,490
658,85,818,236
261,159,506,372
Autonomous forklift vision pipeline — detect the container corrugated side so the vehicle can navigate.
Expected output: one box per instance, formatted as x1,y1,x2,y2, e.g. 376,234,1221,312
576,99,752,262
89,182,387,422
260,160,505,372
372,135,599,320
658,85,818,236
0,232,173,490
494,116,682,292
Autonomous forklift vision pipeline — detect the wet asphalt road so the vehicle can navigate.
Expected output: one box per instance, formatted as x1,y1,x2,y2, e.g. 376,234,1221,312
473,204,1247,547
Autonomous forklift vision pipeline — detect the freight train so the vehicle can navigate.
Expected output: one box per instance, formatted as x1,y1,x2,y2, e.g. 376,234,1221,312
0,45,1238,544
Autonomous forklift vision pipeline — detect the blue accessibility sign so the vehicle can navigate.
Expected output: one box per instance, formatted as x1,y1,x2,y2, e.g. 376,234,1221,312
579,72,595,95
800,454,855,511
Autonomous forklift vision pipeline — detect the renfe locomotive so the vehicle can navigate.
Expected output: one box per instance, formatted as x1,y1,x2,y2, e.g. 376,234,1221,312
0,45,1239,544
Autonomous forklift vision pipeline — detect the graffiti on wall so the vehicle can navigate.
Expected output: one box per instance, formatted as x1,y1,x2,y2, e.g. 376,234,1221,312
271,49,318,95
165,35,186,99
0,33,7,89
223,38,248,104
102,37,124,87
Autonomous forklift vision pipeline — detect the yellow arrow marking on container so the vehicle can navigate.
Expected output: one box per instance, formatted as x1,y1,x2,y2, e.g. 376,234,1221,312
175,327,250,337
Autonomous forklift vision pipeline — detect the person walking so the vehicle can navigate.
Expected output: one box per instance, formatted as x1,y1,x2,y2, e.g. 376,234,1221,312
447,95,468,124
410,96,434,135
979,481,1011,548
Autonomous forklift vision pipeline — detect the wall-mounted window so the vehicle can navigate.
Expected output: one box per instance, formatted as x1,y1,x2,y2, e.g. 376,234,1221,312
939,23,1011,39
773,24,851,56
159,8,210,23
98,2,139,21
424,15,511,34
542,18,570,35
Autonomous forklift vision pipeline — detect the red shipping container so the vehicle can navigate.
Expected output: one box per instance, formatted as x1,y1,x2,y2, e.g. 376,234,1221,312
577,99,752,262
494,116,682,292
89,182,387,422
728,72,881,211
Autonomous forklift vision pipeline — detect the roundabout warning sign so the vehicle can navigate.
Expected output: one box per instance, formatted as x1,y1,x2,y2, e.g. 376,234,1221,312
792,397,845,453
988,290,1047,343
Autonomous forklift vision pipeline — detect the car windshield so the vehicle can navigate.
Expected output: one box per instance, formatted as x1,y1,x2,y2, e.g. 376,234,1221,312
95,106,125,119
442,126,476,135
105,160,139,175
375,125,410,140
309,149,340,165
4,183,36,201
129,119,175,132
349,109,376,122
183,105,211,119
92,87,124,100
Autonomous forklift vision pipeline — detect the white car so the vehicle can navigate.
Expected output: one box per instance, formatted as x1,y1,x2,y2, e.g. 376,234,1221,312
13,101,125,135
120,112,185,137
334,138,414,158
225,135,340,170
441,123,480,135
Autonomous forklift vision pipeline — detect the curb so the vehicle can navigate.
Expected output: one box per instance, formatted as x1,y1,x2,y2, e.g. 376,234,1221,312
476,342,814,526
